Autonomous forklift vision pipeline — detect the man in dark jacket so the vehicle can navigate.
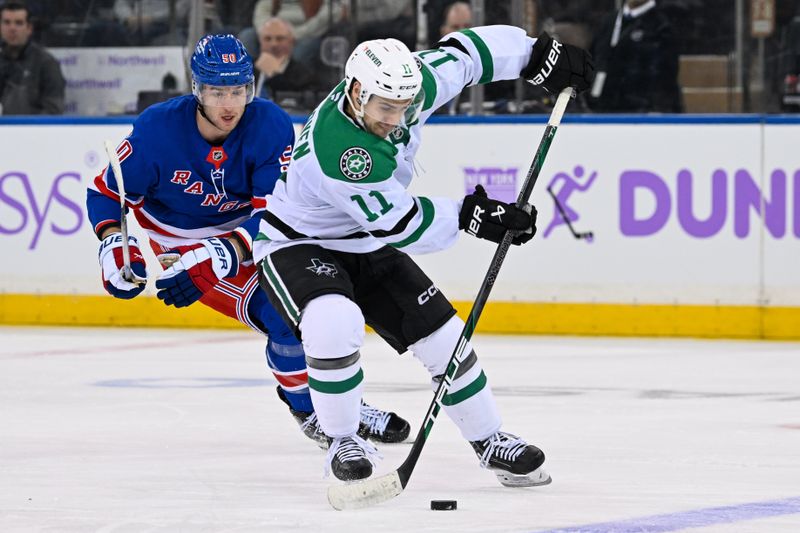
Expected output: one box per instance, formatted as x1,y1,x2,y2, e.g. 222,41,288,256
0,2,65,114
253,17,316,101
589,0,683,113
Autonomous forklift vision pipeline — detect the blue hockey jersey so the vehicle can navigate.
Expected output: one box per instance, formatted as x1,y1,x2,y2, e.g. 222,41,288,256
87,95,295,253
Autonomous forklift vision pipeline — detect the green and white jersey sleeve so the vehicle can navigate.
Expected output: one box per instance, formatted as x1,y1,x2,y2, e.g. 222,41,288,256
319,167,460,255
414,25,536,119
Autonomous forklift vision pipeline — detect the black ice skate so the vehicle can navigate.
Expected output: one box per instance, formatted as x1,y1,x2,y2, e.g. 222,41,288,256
326,434,380,481
276,386,329,449
360,400,411,443
277,387,410,447
470,431,552,487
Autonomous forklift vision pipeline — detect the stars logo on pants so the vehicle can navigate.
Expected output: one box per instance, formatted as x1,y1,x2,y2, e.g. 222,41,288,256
306,258,338,278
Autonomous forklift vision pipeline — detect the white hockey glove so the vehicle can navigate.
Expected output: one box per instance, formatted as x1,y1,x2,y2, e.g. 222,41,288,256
98,232,148,299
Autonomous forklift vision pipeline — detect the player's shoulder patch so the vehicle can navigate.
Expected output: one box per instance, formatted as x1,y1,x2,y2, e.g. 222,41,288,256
310,87,398,184
339,147,373,181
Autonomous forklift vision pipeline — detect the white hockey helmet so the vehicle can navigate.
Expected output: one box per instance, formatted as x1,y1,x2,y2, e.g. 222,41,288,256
344,38,424,130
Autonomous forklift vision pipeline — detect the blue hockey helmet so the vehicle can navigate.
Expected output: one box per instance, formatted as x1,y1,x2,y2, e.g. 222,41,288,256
191,34,255,106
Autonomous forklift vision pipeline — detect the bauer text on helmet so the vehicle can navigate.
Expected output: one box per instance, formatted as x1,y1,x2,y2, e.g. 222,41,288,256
191,34,256,107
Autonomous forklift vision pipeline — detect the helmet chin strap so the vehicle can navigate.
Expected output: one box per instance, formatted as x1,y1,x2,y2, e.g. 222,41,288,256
197,103,222,130
344,86,368,129
198,102,242,139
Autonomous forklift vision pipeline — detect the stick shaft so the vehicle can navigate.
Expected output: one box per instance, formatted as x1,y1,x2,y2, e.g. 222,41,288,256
397,88,573,486
104,140,133,281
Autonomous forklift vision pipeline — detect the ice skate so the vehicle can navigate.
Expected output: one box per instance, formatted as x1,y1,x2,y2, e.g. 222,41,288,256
470,431,552,487
326,434,381,481
360,400,411,443
277,387,409,447
276,387,330,449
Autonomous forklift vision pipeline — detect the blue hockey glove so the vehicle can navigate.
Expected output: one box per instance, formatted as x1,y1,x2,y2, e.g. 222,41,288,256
155,237,239,307
98,232,148,299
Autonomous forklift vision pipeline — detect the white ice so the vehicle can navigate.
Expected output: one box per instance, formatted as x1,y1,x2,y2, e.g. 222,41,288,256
1,326,799,533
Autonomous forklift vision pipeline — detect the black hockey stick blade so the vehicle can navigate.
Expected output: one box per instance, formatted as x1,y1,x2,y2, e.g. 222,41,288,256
327,88,574,511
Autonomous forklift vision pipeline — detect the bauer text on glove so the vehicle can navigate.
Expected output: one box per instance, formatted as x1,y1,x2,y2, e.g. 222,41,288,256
522,31,595,94
155,237,239,307
98,232,147,299
458,185,537,245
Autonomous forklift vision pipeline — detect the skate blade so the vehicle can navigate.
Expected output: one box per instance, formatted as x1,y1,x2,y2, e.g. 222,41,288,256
493,466,552,488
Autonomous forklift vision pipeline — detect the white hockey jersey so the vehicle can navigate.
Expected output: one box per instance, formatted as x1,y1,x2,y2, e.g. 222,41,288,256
253,25,536,264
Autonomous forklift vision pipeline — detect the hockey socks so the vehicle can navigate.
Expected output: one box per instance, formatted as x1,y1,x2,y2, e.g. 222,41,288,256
306,351,364,437
435,350,501,441
266,338,314,413
410,315,501,441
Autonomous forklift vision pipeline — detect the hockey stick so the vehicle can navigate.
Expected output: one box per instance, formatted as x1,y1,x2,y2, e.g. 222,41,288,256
546,185,594,241
103,140,145,284
327,87,574,511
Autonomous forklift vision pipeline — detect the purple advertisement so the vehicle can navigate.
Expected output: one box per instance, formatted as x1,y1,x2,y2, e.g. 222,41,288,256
463,167,518,204
464,164,800,242
0,171,85,250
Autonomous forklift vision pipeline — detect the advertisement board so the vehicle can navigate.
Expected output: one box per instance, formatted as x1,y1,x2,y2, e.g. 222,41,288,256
49,48,187,115
1,117,797,337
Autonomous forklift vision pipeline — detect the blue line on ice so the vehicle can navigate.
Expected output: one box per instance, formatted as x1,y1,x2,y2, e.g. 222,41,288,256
534,496,800,533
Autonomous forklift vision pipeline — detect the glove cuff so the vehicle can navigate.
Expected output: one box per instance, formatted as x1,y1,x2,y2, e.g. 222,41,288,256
204,237,239,280
98,232,139,260
521,32,554,82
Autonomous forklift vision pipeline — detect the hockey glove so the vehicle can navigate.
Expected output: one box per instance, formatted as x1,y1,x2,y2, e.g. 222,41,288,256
155,237,239,308
98,232,148,299
522,32,595,95
459,185,537,245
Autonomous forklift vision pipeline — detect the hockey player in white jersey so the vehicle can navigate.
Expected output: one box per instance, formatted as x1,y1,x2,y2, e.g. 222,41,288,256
253,26,593,483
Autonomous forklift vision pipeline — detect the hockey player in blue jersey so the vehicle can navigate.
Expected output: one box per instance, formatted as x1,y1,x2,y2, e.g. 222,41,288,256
86,34,410,447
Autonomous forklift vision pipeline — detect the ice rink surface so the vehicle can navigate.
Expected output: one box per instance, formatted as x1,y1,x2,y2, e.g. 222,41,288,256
1,326,799,533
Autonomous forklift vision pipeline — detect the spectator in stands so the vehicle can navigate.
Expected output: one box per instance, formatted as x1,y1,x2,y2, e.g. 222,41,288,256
0,1,65,114
254,17,315,100
588,0,683,113
440,1,472,36
425,0,514,49
434,1,521,114
113,0,190,45
536,0,614,49
435,2,472,114
353,0,415,49
252,0,414,63
252,0,345,64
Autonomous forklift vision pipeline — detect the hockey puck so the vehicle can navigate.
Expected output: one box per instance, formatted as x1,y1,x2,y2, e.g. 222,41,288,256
430,500,457,511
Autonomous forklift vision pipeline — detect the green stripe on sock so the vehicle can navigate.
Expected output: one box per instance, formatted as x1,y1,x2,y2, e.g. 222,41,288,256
442,371,487,406
308,368,364,394
461,29,494,84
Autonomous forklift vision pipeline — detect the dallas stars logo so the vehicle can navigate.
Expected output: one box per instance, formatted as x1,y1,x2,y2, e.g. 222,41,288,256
340,147,372,180
306,258,338,278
